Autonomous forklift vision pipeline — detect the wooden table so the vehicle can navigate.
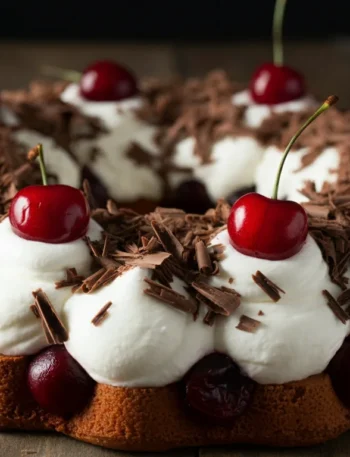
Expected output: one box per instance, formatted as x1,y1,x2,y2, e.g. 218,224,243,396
1,40,350,455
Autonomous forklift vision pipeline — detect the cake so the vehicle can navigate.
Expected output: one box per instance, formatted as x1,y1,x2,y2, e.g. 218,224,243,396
1,97,350,451
0,61,323,214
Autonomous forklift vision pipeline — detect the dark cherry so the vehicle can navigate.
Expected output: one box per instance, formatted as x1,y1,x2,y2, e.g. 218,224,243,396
228,192,308,261
185,353,255,423
227,186,256,206
164,180,214,214
249,63,305,105
9,184,90,244
28,345,95,416
328,340,350,409
80,60,138,102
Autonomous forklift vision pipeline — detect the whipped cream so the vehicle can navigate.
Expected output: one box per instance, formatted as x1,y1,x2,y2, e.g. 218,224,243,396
210,229,350,384
232,89,317,128
255,145,340,202
0,218,102,356
13,130,81,188
62,83,163,202
171,136,264,201
60,83,143,130
64,267,214,387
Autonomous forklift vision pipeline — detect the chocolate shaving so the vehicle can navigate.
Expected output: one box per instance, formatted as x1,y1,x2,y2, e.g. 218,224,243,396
338,289,350,307
30,304,40,319
195,240,213,275
228,277,234,284
151,221,184,262
32,289,68,344
192,281,240,316
236,315,261,333
258,310,265,316
82,179,97,210
203,310,217,326
55,268,85,290
91,301,113,326
144,278,197,314
322,290,349,325
252,271,285,302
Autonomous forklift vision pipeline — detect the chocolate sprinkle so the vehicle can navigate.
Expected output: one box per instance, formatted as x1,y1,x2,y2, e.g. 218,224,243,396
91,301,113,326
322,290,349,325
32,289,68,344
236,315,261,333
252,271,285,302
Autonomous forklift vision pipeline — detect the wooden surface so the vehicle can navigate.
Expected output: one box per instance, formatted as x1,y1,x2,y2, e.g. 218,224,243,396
1,39,350,455
1,431,350,457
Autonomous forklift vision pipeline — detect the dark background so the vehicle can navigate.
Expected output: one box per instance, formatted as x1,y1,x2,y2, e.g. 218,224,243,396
0,1,346,41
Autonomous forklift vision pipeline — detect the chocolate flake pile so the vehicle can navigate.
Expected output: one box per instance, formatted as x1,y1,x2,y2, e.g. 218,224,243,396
0,126,43,215
1,81,103,158
301,181,350,322
64,198,245,326
259,107,350,175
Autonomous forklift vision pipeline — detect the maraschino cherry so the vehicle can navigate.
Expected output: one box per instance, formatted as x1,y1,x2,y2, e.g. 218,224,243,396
228,95,338,261
28,345,95,416
43,60,138,102
9,144,90,243
249,0,305,104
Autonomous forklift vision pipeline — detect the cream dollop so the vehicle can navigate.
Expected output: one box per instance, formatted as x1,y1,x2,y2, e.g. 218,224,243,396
0,218,102,356
255,145,340,202
232,89,317,128
171,136,264,201
64,267,214,387
60,83,143,130
210,229,350,384
62,83,162,202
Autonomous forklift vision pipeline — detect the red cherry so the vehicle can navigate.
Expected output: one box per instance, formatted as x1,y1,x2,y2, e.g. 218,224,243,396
249,63,305,105
9,184,90,243
184,353,255,423
28,345,95,416
80,60,138,102
228,193,308,261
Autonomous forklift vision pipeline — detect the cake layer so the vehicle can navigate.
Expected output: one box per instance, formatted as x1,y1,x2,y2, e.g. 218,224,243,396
1,354,349,451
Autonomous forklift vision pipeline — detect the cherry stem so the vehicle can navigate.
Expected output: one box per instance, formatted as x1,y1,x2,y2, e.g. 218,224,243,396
273,0,287,66
41,65,81,83
37,144,48,186
272,95,339,200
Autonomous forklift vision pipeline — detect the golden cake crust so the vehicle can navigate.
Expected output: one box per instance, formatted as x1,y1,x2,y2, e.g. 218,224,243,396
1,354,349,451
